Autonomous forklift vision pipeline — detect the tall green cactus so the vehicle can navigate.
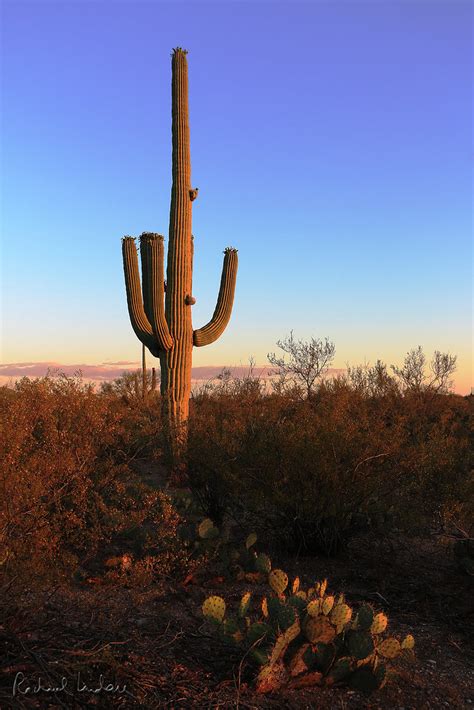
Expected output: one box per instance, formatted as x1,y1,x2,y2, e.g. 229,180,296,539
122,48,238,456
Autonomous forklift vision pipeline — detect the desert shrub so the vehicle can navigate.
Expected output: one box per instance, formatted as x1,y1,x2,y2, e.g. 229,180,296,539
0,374,186,589
187,375,472,555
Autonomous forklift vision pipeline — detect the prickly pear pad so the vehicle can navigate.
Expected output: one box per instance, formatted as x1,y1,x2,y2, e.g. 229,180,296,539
377,637,401,658
371,612,388,634
269,569,289,595
202,595,226,623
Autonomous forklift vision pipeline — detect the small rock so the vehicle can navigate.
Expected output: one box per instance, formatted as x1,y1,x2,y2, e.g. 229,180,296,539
427,659,437,665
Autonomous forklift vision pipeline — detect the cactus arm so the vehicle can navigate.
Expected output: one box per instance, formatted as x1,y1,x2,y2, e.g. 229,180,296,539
140,233,173,351
122,237,161,357
140,235,151,321
193,248,238,347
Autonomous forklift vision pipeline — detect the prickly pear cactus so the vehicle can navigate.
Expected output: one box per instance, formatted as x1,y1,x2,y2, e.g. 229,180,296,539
322,595,335,615
202,595,226,623
239,592,251,618
292,576,300,594
330,602,352,632
307,599,321,617
305,616,335,644
200,555,415,697
288,594,307,614
256,662,288,694
255,553,272,574
328,657,352,684
350,664,386,694
289,643,312,677
247,621,272,646
346,630,374,660
371,612,388,634
269,620,300,665
245,533,257,550
198,517,219,540
356,603,374,630
269,569,288,595
377,637,401,658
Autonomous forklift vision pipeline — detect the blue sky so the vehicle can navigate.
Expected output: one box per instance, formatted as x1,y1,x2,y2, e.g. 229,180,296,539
1,0,472,392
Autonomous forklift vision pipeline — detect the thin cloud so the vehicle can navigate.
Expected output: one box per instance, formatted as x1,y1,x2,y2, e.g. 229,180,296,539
0,362,345,385
0,362,140,381
101,360,140,366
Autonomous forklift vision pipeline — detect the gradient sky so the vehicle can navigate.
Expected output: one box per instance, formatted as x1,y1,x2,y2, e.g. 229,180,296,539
1,0,472,393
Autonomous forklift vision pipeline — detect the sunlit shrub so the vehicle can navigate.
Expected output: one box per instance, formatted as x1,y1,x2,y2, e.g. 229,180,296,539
187,376,472,555
0,374,185,588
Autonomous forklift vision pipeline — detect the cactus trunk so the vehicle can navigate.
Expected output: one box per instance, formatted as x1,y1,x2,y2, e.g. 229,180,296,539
160,48,194,455
121,48,238,463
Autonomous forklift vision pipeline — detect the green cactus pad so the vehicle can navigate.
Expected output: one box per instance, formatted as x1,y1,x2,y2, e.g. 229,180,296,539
328,657,352,684
250,648,270,666
288,594,308,614
330,603,352,629
269,620,300,666
322,595,335,615
292,576,300,594
202,595,226,623
267,596,282,621
269,569,289,595
276,603,297,631
222,616,239,635
255,553,272,574
307,599,321,617
303,644,316,668
245,532,257,549
313,642,336,674
346,630,375,660
305,616,336,644
256,661,288,694
377,637,401,659
349,664,386,694
371,612,388,634
198,518,219,540
401,634,415,650
247,622,272,646
319,579,328,597
289,643,311,677
239,592,251,618
356,604,374,631
221,617,242,643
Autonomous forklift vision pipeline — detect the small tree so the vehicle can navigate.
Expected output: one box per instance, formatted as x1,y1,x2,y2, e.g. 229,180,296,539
346,360,397,397
267,332,336,398
391,346,457,394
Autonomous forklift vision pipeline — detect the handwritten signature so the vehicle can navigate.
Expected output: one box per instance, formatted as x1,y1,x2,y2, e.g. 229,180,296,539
13,671,127,696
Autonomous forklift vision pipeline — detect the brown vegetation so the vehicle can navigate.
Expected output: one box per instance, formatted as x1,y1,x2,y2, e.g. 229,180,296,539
0,364,472,708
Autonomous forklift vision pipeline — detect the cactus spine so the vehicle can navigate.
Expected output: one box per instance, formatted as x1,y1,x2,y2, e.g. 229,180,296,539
121,48,238,457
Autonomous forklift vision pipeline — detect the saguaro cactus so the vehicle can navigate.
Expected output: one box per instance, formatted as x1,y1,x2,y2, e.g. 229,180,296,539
121,48,238,457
